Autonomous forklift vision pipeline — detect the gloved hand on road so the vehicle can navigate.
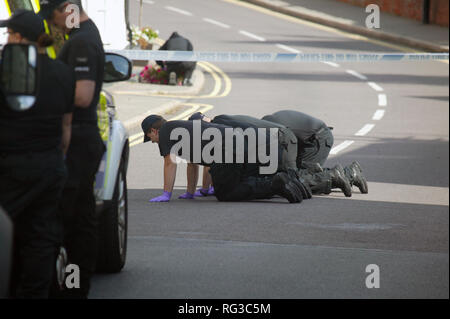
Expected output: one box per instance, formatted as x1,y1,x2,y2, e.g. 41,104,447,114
194,186,215,197
178,192,194,199
149,191,172,202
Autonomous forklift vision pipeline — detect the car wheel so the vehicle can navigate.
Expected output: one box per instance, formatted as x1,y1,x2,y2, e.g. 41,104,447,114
96,156,128,273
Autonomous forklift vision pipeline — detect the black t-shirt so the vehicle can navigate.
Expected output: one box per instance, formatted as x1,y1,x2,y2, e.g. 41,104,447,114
262,110,326,143
58,19,105,124
159,120,254,166
0,55,75,153
213,114,286,130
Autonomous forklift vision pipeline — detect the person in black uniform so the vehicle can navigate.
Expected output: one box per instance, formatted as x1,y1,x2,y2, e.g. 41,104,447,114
156,32,196,86
39,0,105,298
262,110,368,194
141,115,307,203
188,112,352,197
0,10,75,298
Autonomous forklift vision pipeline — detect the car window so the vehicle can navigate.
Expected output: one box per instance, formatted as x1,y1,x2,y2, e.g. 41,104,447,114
6,0,33,11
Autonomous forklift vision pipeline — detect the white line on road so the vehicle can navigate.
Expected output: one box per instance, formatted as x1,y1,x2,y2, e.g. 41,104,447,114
275,43,301,53
378,94,387,106
330,140,354,155
346,70,368,80
203,18,230,29
165,6,193,16
321,61,340,68
367,82,384,92
239,30,266,42
372,110,385,121
355,124,375,136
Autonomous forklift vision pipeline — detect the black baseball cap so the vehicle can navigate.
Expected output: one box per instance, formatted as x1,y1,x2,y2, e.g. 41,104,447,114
38,0,67,19
188,112,205,121
141,115,163,143
0,9,45,42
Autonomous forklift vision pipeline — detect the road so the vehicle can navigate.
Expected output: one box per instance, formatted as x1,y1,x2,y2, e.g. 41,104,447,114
91,0,449,298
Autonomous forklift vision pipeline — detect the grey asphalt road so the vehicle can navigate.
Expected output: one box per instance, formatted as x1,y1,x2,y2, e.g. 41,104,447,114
91,0,449,299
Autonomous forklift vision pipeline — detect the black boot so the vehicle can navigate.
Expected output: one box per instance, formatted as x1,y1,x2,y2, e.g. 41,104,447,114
245,174,303,203
271,172,304,203
330,164,352,197
344,161,368,194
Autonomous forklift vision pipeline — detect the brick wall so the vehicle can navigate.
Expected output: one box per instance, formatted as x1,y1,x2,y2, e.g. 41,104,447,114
335,0,449,26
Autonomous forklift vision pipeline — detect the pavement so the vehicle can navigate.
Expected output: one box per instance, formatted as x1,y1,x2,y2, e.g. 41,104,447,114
110,0,449,136
242,0,449,52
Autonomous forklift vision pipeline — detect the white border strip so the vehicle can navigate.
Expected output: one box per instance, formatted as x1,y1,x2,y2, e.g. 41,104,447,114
368,82,384,92
378,94,387,106
276,44,301,53
165,6,193,16
203,18,231,29
372,110,385,121
330,140,355,155
355,124,375,136
239,30,266,42
346,70,368,80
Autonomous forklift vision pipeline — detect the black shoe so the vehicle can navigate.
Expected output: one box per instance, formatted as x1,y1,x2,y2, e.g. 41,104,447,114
344,161,368,194
331,164,352,197
271,172,303,203
286,168,312,200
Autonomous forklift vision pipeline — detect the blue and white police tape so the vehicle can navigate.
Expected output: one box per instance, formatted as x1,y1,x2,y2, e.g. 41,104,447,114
109,50,449,63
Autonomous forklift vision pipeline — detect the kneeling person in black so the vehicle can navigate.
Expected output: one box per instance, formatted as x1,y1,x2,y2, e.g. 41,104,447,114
141,115,304,203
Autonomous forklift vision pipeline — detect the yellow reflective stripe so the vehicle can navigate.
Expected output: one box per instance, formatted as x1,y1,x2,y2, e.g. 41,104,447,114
32,0,39,11
4,0,11,15
97,94,110,142
42,20,57,59
31,0,39,12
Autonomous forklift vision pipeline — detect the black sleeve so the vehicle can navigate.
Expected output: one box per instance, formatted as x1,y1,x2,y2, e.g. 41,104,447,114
66,39,99,82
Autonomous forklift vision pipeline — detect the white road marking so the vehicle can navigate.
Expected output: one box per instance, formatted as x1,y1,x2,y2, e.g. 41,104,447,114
321,61,340,68
239,30,266,42
355,124,375,136
276,43,301,53
346,70,368,80
368,82,384,92
330,140,354,155
165,6,193,16
203,18,230,29
372,110,385,121
378,94,387,106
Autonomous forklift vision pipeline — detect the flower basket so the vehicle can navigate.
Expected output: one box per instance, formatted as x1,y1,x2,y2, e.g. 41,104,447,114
131,26,158,50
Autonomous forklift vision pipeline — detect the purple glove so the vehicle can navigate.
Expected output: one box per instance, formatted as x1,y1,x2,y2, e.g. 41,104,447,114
194,186,215,197
178,192,194,199
149,191,172,203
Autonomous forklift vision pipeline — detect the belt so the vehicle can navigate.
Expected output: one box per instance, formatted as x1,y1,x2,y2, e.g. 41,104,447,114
316,126,332,135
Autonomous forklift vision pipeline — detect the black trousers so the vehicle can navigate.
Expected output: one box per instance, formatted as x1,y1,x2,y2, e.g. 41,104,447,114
0,148,66,298
166,61,197,80
209,163,273,202
59,125,105,298
299,127,334,168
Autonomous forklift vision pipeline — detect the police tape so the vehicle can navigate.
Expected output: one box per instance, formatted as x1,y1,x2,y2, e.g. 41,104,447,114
109,50,449,63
